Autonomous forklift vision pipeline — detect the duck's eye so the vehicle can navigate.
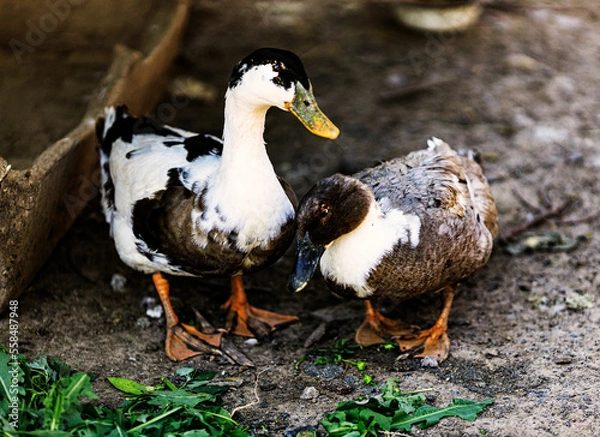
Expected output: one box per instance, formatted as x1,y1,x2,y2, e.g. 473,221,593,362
318,204,330,218
303,100,310,107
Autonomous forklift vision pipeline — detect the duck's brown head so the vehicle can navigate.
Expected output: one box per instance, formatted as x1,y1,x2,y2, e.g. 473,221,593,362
288,174,373,292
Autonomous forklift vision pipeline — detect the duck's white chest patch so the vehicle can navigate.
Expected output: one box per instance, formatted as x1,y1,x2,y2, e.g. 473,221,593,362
194,171,293,252
320,205,421,298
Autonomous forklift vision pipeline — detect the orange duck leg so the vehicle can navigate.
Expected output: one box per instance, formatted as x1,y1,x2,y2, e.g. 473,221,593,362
153,273,224,361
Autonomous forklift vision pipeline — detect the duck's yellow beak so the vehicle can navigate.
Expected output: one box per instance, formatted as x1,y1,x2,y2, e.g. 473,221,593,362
285,82,340,140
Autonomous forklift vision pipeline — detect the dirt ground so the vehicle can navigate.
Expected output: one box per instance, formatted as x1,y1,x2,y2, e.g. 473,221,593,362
2,1,600,435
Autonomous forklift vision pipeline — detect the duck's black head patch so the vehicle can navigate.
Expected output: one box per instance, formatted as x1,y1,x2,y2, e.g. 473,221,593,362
228,48,310,91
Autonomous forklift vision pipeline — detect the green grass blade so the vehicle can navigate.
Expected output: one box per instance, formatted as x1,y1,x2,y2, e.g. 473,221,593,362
126,405,184,434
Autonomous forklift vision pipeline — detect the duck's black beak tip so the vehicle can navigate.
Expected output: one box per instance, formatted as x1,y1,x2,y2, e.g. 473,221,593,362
288,234,324,293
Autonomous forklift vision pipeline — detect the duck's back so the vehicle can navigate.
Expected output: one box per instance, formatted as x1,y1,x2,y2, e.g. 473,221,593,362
348,139,497,300
97,107,226,274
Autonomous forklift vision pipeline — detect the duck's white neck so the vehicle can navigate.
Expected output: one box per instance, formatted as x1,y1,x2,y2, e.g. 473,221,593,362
221,89,273,169
202,88,293,249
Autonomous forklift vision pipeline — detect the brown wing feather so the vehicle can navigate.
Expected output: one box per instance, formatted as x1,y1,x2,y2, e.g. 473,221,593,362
355,142,470,218
132,176,296,277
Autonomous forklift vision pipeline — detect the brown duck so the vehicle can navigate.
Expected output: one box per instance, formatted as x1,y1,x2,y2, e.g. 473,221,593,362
288,138,498,364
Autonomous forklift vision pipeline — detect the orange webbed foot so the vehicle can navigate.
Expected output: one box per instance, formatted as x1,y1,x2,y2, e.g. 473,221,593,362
224,275,298,339
153,273,252,365
165,321,224,361
395,286,455,364
396,324,450,363
355,300,420,345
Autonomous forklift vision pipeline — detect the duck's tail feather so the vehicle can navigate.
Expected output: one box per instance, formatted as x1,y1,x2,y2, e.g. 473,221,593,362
97,105,130,158
457,148,498,239
96,105,129,224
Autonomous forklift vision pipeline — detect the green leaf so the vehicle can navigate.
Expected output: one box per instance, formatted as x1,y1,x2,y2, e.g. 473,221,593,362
391,398,494,431
63,372,97,403
360,407,391,432
106,426,129,437
175,366,196,379
181,430,211,437
107,377,155,395
322,378,494,436
43,384,65,430
146,389,213,407
0,345,253,436
17,431,71,436
40,372,95,431
29,355,58,382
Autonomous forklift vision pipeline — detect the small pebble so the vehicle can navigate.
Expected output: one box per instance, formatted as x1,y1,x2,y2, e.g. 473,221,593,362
110,273,127,293
146,305,163,319
300,386,319,400
302,363,343,381
136,317,151,328
260,382,277,392
554,355,573,365
566,152,585,165
245,338,259,346
565,292,594,311
420,356,439,368
319,380,354,395
506,53,539,71
484,349,500,359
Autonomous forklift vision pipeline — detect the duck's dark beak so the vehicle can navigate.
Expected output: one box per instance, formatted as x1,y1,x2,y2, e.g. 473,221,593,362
285,82,340,140
288,233,324,293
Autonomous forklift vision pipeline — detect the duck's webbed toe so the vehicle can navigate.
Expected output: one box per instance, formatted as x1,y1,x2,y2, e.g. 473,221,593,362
224,275,298,340
153,273,253,366
165,321,224,361
355,300,420,345
396,325,450,364
396,285,455,364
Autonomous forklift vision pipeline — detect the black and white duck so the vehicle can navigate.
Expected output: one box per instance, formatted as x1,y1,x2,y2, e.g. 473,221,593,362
97,48,339,362
288,138,497,364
